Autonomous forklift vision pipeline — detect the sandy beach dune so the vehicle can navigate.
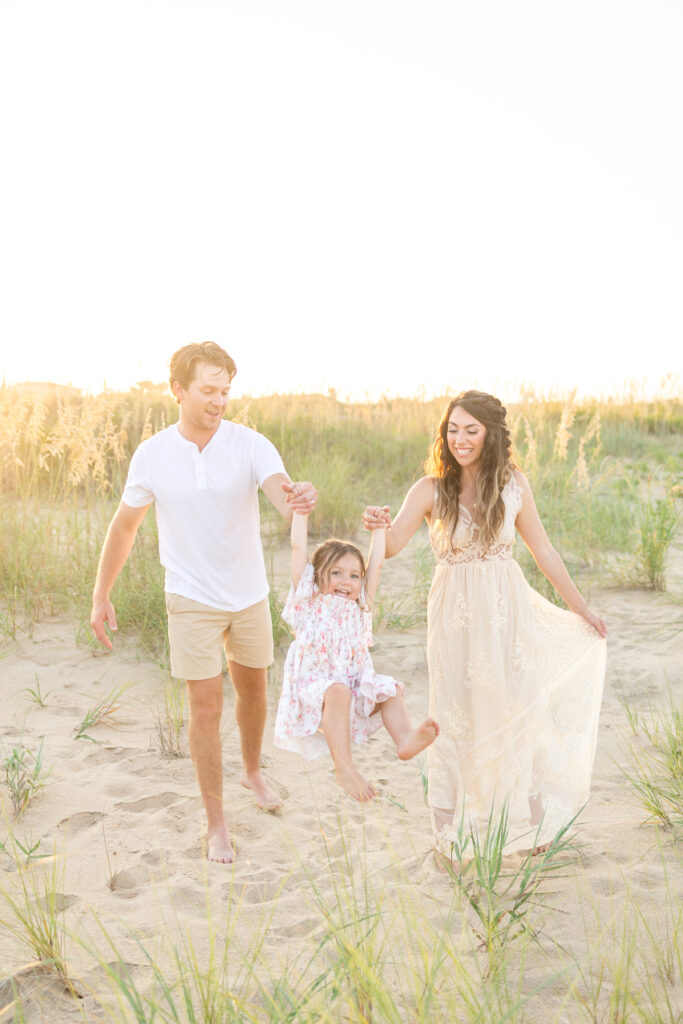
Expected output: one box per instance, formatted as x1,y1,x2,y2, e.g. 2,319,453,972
1,546,682,1022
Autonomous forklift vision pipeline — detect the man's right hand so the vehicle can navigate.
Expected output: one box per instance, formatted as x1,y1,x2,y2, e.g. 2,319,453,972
90,597,118,650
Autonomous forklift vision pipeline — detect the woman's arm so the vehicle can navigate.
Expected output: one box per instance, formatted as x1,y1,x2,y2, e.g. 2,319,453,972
363,476,435,559
291,512,309,588
514,472,607,637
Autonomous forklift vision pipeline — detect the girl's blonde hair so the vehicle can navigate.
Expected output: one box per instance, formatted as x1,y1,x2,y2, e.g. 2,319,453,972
425,390,514,550
312,539,367,607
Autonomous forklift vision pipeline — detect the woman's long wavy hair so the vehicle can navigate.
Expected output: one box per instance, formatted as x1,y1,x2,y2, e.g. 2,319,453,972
425,391,514,550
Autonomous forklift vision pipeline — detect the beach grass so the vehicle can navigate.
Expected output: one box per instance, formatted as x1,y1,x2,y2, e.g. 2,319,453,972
73,684,132,743
1,740,51,818
0,844,81,999
1,383,681,661
620,698,683,838
1,808,680,1022
0,382,682,1023
154,677,188,759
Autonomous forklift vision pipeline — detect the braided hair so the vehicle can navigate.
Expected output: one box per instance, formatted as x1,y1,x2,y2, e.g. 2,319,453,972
425,391,514,550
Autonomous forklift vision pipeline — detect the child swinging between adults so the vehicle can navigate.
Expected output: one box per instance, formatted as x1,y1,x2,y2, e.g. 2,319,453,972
90,342,317,864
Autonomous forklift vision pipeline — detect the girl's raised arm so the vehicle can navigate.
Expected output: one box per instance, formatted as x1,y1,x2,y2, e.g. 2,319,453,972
364,527,386,607
363,476,435,558
291,512,309,588
514,471,607,638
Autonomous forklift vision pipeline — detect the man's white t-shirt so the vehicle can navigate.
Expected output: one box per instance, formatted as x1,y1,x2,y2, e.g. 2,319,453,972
122,421,286,611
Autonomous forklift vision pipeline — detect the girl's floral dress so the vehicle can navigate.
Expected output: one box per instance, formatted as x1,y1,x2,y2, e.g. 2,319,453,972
274,564,402,761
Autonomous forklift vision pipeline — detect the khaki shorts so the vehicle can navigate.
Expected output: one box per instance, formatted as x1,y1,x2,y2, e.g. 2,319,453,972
165,593,274,680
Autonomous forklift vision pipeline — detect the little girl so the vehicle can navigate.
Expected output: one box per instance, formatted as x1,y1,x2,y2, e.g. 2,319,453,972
274,510,439,802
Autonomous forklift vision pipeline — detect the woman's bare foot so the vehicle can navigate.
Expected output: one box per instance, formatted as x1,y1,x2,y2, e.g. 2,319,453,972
396,718,440,761
207,823,235,864
336,765,377,802
240,770,284,812
433,848,453,874
531,842,551,856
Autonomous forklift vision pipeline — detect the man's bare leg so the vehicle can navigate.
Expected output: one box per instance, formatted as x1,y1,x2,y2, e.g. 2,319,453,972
378,694,440,760
228,661,283,811
186,674,234,863
321,683,376,801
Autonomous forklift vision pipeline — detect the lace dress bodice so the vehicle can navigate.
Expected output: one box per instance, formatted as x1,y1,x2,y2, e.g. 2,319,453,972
429,474,523,565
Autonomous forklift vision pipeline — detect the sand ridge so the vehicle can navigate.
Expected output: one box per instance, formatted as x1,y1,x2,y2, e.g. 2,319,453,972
1,563,682,1021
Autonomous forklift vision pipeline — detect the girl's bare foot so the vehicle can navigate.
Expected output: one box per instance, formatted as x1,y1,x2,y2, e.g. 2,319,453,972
207,824,235,864
240,770,284,812
336,765,377,802
397,718,440,760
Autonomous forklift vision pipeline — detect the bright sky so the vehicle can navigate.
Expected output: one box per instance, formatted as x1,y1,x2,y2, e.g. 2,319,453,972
1,1,681,401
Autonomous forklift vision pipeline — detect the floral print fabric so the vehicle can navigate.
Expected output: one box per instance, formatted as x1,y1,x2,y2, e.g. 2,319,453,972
427,474,606,854
274,564,401,761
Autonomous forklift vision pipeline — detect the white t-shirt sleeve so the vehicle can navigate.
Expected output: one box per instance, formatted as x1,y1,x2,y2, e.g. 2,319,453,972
121,444,155,507
252,431,287,487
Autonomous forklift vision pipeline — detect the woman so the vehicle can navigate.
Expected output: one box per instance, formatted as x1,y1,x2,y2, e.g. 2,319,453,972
363,391,606,857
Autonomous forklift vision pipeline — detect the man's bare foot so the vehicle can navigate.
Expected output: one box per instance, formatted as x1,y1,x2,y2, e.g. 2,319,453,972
336,765,377,802
240,770,284,812
396,718,440,761
207,823,235,864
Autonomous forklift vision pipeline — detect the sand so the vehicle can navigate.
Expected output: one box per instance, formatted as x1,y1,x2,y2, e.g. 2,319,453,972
1,544,682,1022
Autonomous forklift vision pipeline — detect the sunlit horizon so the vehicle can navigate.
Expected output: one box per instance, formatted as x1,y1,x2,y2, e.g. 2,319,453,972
2,2,681,406
3,366,680,406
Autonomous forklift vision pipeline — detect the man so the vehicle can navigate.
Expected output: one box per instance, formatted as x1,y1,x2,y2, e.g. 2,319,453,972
90,341,316,863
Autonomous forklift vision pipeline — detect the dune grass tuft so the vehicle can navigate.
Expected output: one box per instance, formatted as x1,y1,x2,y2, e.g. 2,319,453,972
1,740,51,817
620,699,683,837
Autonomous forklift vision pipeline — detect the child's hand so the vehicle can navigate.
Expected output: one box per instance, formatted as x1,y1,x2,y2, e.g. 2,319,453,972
362,505,391,530
283,481,317,514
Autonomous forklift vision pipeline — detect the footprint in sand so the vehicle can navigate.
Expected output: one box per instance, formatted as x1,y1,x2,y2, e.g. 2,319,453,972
320,834,349,858
57,810,105,835
182,844,204,861
269,916,320,939
85,746,140,766
589,874,625,896
166,882,206,908
105,780,143,801
328,858,353,879
45,705,80,717
142,849,165,866
631,866,665,889
241,871,283,903
114,792,182,813
36,892,79,913
109,866,150,898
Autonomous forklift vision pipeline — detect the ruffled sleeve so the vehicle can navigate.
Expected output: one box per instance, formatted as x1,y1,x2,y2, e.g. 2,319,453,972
282,563,318,632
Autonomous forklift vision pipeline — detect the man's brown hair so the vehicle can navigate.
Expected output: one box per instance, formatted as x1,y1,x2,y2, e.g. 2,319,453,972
169,342,237,398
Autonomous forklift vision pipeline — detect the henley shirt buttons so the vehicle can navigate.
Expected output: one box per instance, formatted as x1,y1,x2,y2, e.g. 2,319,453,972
194,454,207,492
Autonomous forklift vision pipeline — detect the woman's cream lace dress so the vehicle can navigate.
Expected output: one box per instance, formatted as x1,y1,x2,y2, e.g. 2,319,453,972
427,472,606,855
